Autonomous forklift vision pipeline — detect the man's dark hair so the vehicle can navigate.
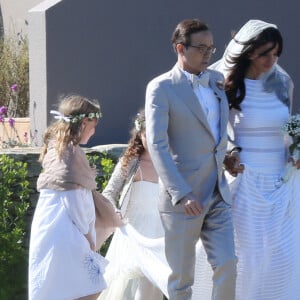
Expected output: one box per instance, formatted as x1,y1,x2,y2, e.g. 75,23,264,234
171,19,210,53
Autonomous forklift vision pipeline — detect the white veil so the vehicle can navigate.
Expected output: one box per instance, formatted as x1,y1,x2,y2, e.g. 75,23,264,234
210,19,277,77
210,19,293,107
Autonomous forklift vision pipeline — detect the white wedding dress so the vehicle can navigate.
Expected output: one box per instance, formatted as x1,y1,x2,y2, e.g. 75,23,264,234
191,78,300,299
227,79,300,300
99,178,165,300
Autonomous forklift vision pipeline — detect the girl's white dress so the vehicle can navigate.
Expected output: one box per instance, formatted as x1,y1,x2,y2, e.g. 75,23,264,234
29,188,108,300
99,177,165,300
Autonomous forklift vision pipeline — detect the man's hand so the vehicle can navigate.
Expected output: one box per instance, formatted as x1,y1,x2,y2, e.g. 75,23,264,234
182,192,203,216
224,151,244,177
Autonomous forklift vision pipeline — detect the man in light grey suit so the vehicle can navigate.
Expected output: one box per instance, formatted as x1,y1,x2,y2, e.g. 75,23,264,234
145,19,237,300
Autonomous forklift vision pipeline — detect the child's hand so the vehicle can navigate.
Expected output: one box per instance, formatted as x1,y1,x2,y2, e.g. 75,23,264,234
84,233,95,251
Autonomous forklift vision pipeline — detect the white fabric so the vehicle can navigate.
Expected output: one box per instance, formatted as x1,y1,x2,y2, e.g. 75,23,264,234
49,110,71,122
99,181,165,300
29,189,108,300
182,69,220,143
99,179,215,300
229,79,300,299
190,79,300,299
210,20,277,77
190,72,210,88
195,87,220,143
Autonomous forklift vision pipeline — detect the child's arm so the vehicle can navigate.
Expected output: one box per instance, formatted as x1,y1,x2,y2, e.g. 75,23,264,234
62,189,96,249
84,232,95,251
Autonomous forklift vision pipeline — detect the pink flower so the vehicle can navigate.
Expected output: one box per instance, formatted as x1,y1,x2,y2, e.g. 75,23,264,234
11,84,18,92
8,118,15,127
0,106,7,115
0,115,4,123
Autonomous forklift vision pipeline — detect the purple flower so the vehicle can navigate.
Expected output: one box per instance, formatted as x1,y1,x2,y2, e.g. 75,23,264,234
11,84,18,92
8,118,15,127
0,115,4,123
0,106,7,115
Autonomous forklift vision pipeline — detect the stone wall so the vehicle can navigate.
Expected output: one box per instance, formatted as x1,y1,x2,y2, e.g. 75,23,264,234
0,144,126,241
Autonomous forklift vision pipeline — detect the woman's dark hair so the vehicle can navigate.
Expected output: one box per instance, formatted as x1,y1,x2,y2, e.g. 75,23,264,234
225,27,283,110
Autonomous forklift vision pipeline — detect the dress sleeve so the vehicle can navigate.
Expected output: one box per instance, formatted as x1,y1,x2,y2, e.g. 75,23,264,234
62,189,94,235
102,159,134,206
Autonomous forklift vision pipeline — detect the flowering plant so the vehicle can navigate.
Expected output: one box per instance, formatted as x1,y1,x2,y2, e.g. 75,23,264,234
276,114,300,187
0,36,29,117
283,114,300,157
0,104,29,148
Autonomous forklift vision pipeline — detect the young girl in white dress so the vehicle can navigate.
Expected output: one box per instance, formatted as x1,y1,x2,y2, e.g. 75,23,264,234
29,95,108,300
99,110,165,300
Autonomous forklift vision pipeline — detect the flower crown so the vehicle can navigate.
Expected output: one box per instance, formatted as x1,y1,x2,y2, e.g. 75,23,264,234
134,113,145,132
50,110,102,123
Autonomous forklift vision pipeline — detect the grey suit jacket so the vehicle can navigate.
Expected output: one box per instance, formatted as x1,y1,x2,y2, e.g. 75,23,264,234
145,64,231,212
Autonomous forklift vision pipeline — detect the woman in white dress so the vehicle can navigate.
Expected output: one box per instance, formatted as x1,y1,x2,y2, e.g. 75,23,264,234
99,110,165,300
29,95,108,300
119,20,300,300
208,19,300,300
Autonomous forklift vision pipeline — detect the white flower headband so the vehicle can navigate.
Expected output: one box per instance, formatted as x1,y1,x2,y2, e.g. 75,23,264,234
50,110,102,123
134,113,145,132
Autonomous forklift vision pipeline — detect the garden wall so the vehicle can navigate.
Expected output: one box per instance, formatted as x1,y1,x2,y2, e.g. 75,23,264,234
0,144,126,238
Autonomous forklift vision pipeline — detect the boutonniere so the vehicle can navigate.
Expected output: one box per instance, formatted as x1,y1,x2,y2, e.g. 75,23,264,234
216,80,225,90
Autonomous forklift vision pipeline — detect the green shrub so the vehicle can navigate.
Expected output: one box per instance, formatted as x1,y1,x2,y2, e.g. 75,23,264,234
87,151,116,255
87,151,116,191
0,154,31,299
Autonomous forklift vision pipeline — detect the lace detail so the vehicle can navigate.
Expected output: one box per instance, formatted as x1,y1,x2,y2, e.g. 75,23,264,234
83,252,108,284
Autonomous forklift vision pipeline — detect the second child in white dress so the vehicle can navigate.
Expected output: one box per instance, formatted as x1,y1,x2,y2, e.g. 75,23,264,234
99,110,164,300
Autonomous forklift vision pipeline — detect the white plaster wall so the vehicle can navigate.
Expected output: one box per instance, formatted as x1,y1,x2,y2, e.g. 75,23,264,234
0,0,42,36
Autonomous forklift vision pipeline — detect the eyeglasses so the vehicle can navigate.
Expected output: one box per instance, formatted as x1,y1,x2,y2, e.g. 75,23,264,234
188,44,216,54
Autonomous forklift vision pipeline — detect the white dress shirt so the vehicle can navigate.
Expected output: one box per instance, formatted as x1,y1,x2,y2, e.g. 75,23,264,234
182,69,220,143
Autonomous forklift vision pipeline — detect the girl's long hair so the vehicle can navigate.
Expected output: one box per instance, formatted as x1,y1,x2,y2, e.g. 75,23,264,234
121,109,145,173
39,94,100,161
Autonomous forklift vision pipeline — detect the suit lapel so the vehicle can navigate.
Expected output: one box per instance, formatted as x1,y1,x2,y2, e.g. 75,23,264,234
209,71,229,141
171,65,213,135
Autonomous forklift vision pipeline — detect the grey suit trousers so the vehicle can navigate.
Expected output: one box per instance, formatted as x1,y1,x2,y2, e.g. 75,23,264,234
160,190,237,300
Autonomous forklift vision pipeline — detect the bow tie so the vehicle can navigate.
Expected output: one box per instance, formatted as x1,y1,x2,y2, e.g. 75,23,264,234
191,72,210,89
